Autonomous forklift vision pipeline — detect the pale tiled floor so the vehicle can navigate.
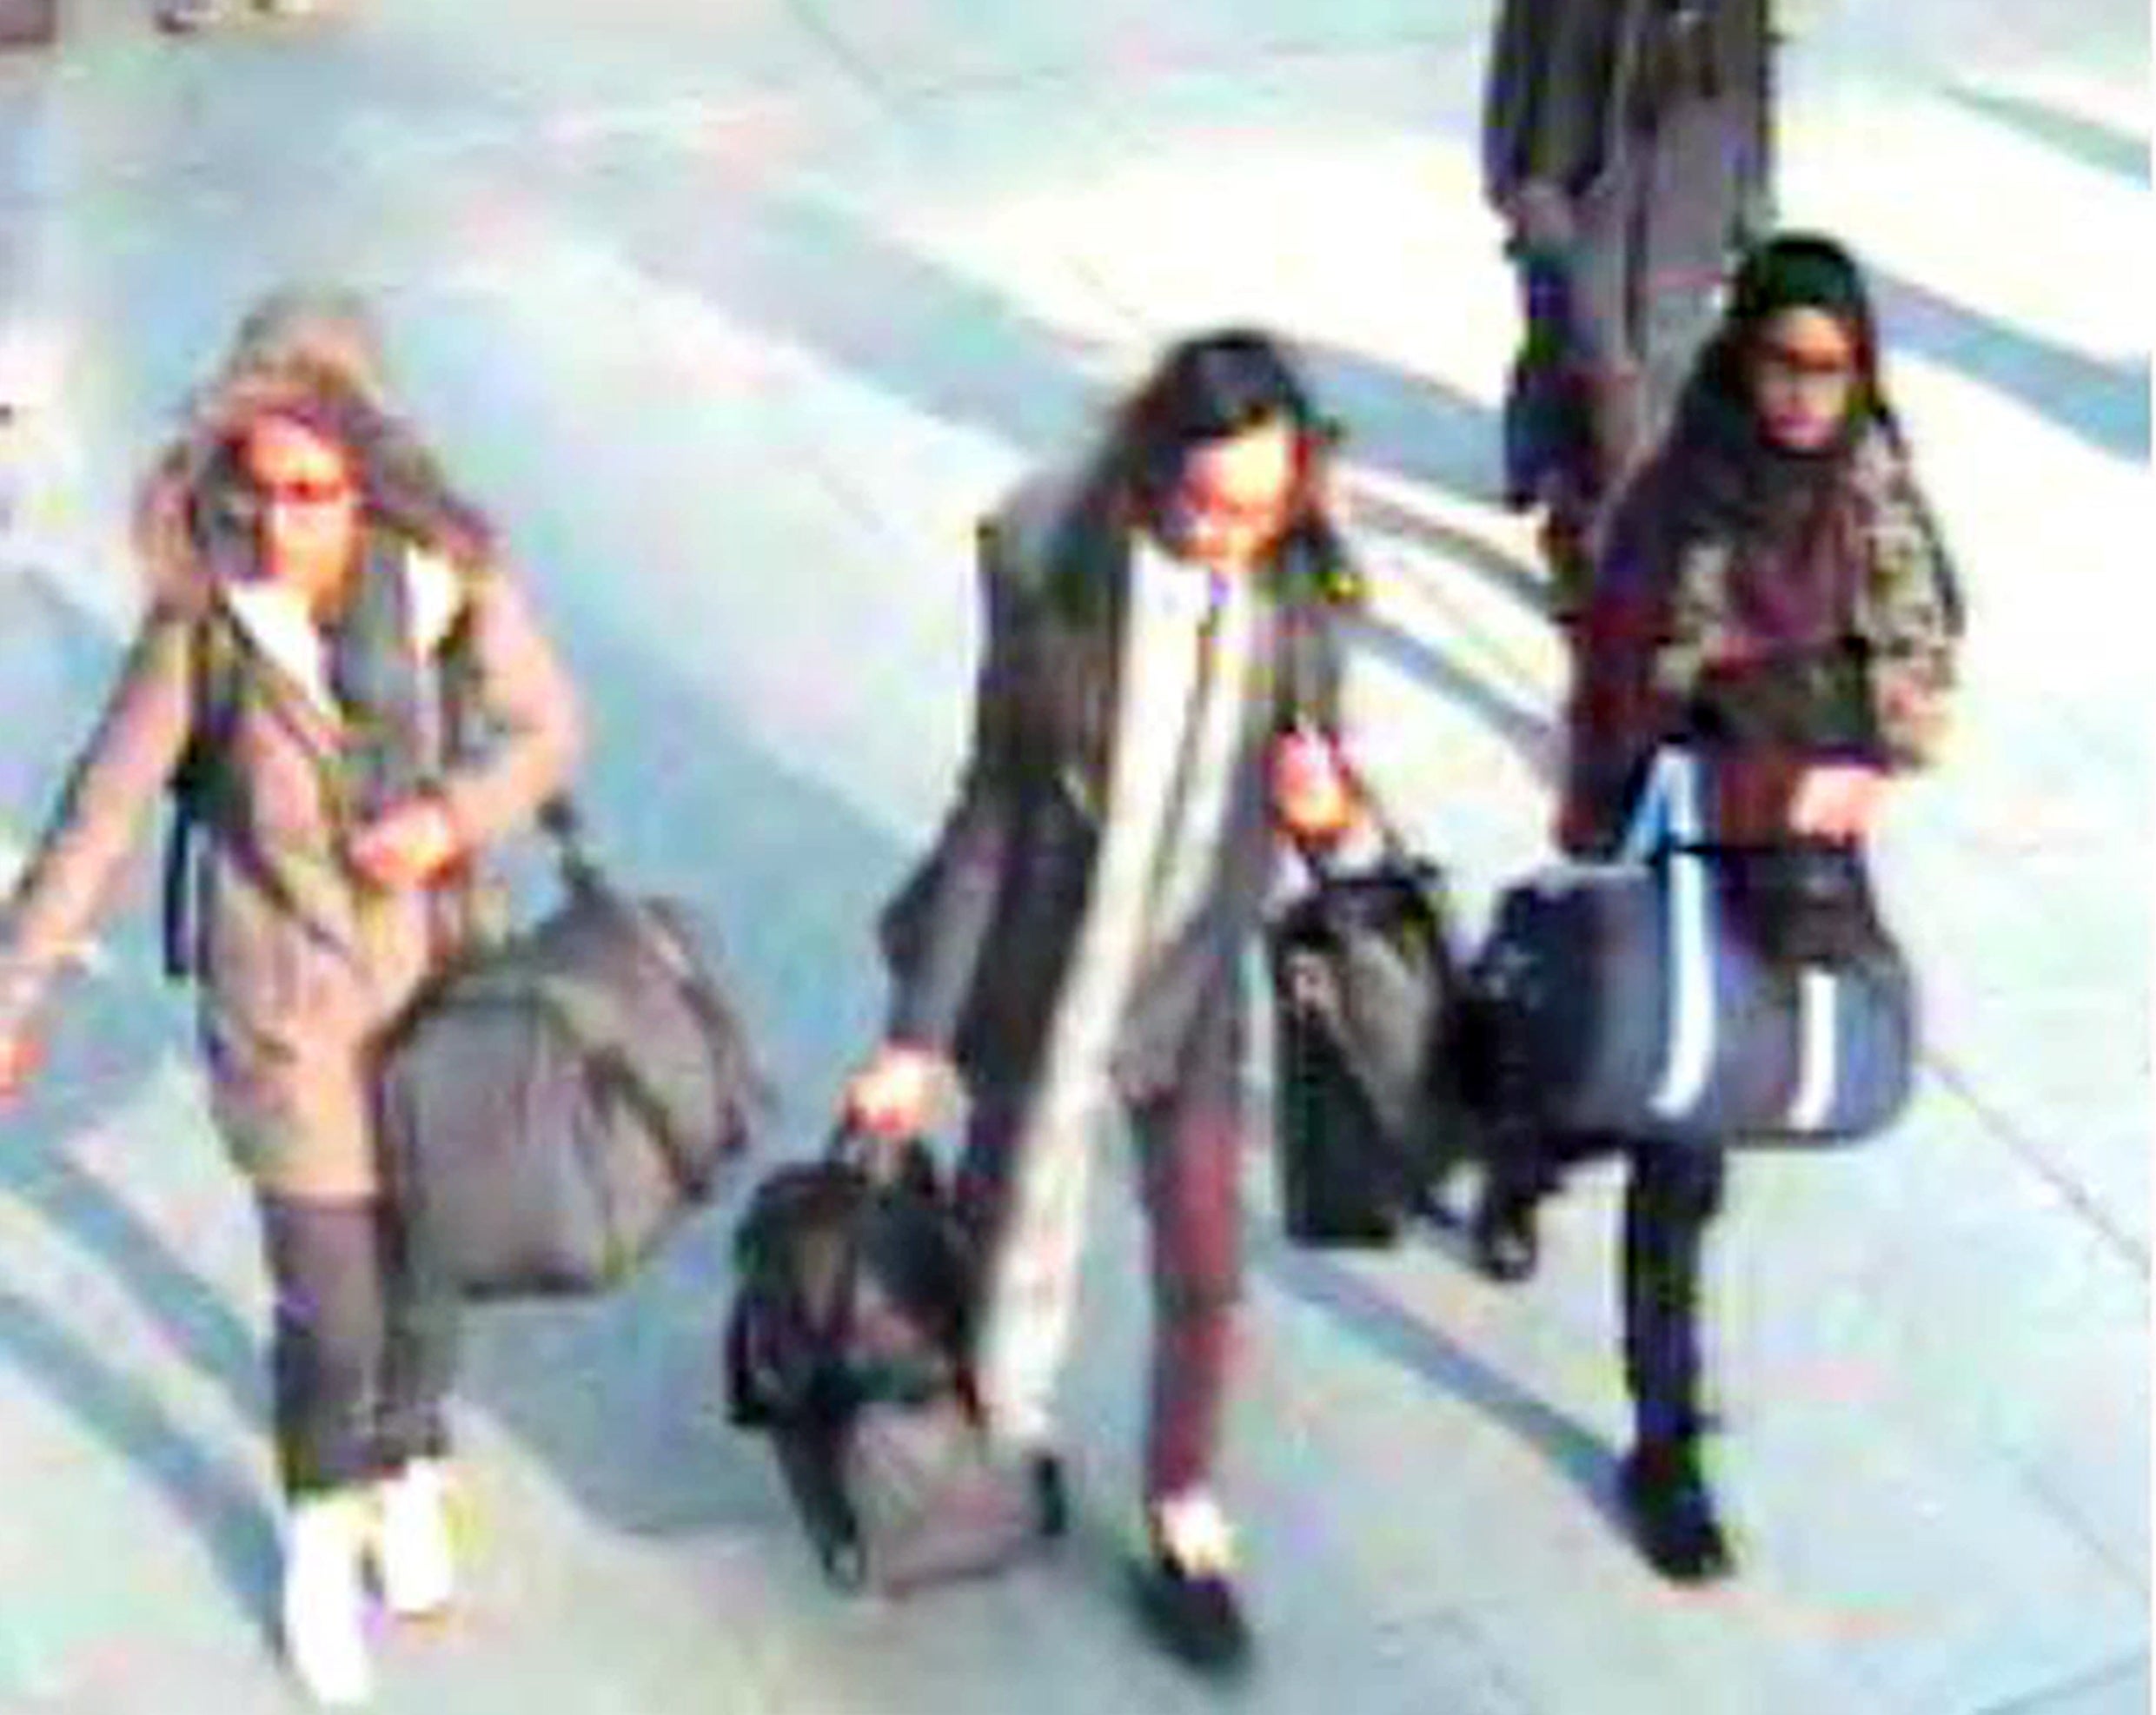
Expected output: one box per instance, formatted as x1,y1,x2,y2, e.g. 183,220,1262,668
0,3,2145,1710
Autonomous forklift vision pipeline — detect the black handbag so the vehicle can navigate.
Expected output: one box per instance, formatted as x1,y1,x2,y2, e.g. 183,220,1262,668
726,1129,1046,1593
1469,752,1917,1148
1265,843,1462,1246
1717,839,1887,968
375,802,763,1299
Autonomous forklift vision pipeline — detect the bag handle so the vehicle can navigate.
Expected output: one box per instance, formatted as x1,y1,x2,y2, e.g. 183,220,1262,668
824,1116,936,1188
1281,732,1418,887
804,1118,924,1363
1617,745,1708,862
1622,749,1718,1124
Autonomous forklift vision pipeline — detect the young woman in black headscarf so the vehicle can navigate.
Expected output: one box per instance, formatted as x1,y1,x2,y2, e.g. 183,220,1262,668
1475,234,1962,1582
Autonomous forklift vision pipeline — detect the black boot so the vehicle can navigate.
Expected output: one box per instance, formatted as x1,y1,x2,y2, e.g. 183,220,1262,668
1617,1434,1734,1583
1469,1120,1564,1284
1618,1144,1732,1580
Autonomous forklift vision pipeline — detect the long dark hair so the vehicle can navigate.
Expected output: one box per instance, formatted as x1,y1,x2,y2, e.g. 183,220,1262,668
1052,328,1357,610
1112,329,1330,520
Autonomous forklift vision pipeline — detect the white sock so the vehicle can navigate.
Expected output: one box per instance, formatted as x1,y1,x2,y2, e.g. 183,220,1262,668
1151,1488,1237,1576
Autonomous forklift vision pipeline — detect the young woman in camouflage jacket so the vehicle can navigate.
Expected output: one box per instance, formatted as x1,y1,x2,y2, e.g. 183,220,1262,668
1480,234,1961,1584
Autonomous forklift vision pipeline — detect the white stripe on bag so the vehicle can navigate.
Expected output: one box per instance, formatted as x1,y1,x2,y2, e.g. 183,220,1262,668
1634,752,1715,1124
1786,967,1838,1131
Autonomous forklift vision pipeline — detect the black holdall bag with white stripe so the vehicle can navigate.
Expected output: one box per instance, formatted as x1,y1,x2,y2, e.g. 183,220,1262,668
1468,749,1917,1147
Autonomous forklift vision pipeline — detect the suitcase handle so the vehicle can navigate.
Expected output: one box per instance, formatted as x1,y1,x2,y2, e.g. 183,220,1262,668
825,1118,936,1189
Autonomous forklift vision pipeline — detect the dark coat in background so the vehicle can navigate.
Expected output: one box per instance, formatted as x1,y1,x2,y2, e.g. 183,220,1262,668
1484,0,1775,526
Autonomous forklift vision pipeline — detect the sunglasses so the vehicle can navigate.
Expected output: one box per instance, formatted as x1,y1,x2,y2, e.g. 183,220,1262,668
249,473,357,512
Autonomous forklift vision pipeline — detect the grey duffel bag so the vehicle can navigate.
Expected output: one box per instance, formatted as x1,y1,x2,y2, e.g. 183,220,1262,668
377,802,763,1299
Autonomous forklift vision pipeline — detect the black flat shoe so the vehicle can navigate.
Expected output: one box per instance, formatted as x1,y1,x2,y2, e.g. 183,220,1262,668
1617,1440,1735,1584
1136,1552,1252,1678
1471,1182,1542,1283
1031,1453,1068,1540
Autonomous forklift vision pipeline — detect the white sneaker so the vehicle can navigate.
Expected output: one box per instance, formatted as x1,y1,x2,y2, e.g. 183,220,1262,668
281,1492,374,1707
372,1459,455,1619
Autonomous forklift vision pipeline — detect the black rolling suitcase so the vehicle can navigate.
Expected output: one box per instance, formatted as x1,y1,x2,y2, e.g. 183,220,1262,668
726,1131,1048,1592
1266,851,1461,1246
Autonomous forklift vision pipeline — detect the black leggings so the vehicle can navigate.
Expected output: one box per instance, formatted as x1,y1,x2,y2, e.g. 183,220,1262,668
1619,1142,1727,1444
257,1195,457,1497
1493,1132,1728,1443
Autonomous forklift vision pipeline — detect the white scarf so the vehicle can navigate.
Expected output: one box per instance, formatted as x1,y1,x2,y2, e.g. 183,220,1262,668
973,534,1256,1450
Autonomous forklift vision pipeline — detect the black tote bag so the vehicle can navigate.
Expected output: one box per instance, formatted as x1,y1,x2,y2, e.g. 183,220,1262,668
1265,844,1462,1245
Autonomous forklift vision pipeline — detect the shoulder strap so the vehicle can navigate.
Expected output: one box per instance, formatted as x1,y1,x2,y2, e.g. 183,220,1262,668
160,607,245,982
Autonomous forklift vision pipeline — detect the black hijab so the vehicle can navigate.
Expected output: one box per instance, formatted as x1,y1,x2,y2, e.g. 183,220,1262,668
1662,233,1888,652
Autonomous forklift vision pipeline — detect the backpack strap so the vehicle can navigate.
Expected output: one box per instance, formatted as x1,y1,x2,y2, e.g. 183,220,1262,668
160,608,245,982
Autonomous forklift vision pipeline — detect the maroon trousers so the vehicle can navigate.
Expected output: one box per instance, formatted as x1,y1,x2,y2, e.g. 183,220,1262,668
958,1010,1244,1504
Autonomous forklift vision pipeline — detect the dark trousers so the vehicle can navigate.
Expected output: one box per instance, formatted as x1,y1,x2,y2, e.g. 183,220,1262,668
1492,1131,1727,1444
257,1194,457,1497
960,1009,1244,1505
1620,1141,1727,1445
1506,116,1741,578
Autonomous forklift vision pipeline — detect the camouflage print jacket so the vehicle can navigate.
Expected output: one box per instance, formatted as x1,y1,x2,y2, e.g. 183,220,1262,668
1560,420,1961,853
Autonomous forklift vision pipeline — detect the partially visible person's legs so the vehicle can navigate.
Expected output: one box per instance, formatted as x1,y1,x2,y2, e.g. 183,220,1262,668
260,1195,395,1497
1535,169,1644,623
1132,1065,1243,1510
1469,1124,1610,1282
1502,249,1592,516
1617,1139,1735,1581
1635,91,1758,440
375,1206,454,1470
